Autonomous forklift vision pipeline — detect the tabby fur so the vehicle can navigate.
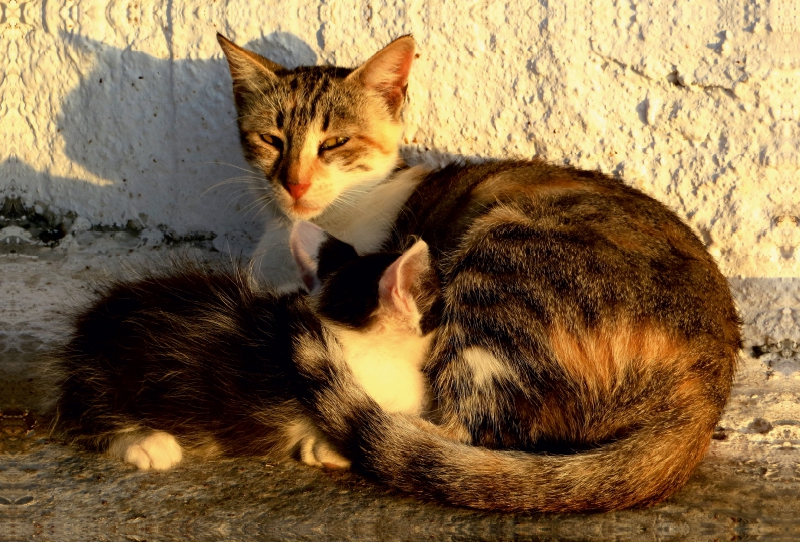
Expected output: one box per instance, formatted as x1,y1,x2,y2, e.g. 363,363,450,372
216,34,741,513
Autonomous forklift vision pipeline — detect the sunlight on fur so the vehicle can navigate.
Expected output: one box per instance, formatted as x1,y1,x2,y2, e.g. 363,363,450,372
109,431,183,471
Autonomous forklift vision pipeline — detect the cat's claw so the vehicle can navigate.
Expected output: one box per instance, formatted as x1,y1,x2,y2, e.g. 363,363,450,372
122,431,183,471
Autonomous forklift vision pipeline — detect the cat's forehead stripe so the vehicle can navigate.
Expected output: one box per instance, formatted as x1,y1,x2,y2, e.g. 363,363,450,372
298,79,325,124
276,71,348,134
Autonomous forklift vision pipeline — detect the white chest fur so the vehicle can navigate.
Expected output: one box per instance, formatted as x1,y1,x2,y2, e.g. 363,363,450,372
252,166,428,289
314,165,428,254
331,325,432,415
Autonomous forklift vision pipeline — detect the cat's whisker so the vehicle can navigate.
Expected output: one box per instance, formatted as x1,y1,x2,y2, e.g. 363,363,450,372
237,196,263,210
221,192,261,214
202,186,256,204
225,189,258,201
224,113,263,128
200,177,262,198
250,201,273,219
246,183,273,192
196,161,260,175
224,111,285,130
257,200,276,217
340,187,373,195
238,198,270,216
328,195,360,209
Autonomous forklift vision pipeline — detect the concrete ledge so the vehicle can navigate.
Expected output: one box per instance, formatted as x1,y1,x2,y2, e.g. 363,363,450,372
1,442,796,541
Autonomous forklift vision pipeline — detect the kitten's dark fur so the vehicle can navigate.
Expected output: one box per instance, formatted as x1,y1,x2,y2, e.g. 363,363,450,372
54,230,438,471
218,35,742,513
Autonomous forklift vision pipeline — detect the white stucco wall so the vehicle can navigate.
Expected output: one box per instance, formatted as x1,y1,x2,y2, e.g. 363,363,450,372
1,0,798,277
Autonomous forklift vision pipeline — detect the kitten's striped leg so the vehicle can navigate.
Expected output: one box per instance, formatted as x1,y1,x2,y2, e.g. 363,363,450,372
107,430,183,471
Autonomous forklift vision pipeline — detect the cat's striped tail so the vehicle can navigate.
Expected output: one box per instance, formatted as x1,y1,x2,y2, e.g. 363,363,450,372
298,351,720,513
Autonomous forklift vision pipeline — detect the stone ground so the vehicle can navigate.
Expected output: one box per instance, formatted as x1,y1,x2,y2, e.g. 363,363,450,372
1,231,798,541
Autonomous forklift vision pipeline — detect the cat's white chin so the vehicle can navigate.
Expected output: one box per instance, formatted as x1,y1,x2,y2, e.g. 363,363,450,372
286,201,323,219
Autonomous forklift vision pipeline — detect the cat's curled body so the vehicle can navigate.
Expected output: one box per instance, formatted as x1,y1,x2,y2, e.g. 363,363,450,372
218,35,742,512
303,159,741,512
54,224,439,472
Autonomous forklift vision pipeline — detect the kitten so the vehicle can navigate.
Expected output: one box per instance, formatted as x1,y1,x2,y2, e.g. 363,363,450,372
218,35,742,512
53,222,438,471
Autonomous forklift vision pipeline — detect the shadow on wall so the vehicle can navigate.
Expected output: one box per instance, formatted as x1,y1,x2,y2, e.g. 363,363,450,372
15,32,319,237
13,30,482,244
57,30,319,179
56,31,318,186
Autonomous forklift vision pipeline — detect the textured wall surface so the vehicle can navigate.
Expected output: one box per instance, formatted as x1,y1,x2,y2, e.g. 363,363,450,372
2,0,798,276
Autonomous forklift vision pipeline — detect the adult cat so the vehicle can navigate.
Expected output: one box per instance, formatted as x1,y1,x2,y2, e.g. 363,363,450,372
218,34,741,512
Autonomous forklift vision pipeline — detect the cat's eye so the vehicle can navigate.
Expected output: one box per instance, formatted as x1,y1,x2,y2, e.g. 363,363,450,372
260,134,283,150
319,136,350,152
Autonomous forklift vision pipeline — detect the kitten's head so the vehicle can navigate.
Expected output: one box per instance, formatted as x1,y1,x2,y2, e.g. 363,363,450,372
289,221,440,336
218,34,415,220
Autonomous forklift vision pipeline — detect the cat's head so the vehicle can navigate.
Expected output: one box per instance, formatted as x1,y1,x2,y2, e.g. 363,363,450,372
218,34,415,221
288,221,439,336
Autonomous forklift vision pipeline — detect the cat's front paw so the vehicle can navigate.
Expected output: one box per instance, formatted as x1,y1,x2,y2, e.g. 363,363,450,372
122,431,183,471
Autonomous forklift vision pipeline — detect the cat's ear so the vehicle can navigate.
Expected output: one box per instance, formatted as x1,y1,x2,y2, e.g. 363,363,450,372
290,221,358,293
346,35,416,117
378,239,432,330
217,33,285,90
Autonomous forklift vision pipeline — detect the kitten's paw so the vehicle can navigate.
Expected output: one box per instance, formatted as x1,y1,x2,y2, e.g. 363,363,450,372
122,431,183,471
299,436,351,470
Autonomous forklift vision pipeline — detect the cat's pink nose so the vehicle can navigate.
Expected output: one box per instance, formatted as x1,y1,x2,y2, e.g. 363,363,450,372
286,183,310,200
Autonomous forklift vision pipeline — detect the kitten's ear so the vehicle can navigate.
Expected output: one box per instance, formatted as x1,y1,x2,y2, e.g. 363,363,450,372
346,35,416,117
378,239,431,330
290,221,358,293
217,33,285,89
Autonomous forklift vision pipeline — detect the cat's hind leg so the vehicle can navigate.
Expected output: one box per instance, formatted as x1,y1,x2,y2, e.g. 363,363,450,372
107,429,183,471
298,435,351,470
285,419,351,470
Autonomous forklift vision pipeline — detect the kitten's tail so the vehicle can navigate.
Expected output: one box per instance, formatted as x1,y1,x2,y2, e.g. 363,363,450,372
302,360,719,513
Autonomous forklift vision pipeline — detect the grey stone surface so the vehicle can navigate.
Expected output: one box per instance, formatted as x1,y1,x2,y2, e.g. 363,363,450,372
0,440,797,541
1,233,799,540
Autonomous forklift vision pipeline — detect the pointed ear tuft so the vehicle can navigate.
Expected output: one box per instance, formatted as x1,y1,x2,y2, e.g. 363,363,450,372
217,33,285,88
378,239,431,330
289,221,329,293
346,35,416,117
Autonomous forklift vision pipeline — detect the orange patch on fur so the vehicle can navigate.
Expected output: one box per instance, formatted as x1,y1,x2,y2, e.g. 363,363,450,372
471,173,590,206
548,320,688,392
534,394,575,441
672,377,706,408
356,135,391,155
290,156,323,187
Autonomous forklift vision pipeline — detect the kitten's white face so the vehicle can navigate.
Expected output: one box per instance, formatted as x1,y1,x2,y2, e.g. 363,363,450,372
218,35,415,220
289,221,436,415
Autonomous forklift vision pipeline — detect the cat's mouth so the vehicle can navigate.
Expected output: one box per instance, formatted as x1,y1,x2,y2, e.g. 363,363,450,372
288,201,322,218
